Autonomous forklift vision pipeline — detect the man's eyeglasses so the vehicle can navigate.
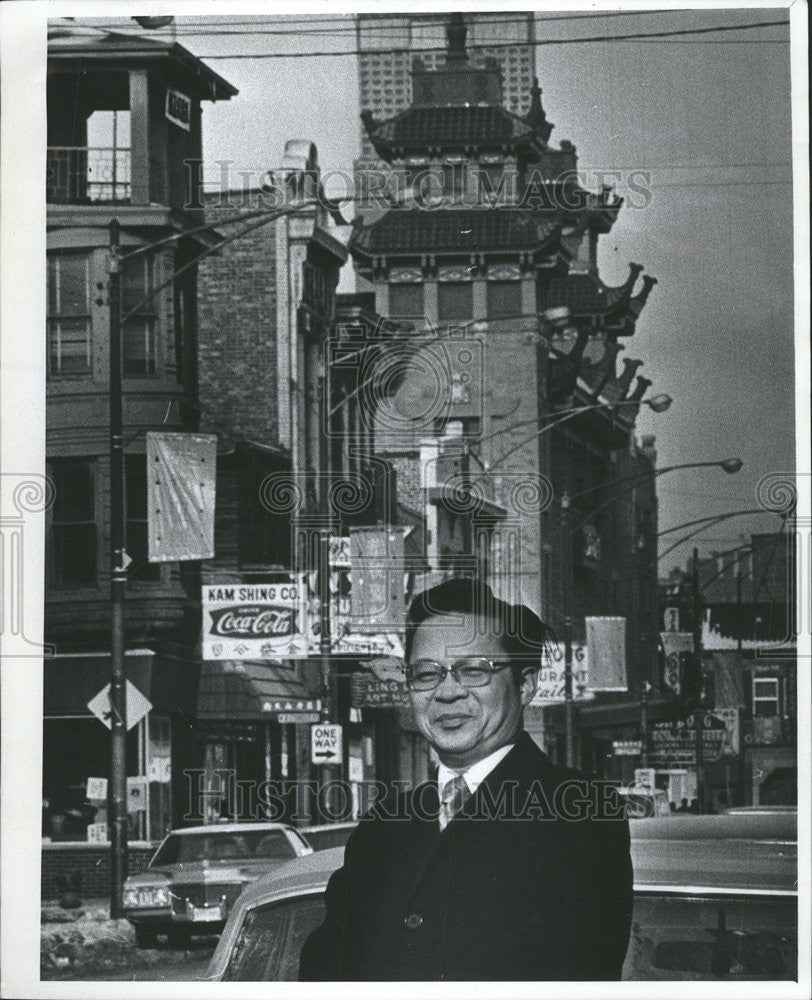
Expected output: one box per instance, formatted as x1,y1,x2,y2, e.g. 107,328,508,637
405,657,513,692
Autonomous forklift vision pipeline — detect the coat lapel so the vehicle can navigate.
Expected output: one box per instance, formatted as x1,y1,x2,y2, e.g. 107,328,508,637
400,733,550,906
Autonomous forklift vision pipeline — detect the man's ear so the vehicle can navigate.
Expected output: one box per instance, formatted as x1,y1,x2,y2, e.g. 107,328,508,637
519,668,539,707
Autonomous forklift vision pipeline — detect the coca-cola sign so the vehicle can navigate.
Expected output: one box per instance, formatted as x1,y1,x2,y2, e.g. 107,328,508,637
202,582,310,659
208,605,297,638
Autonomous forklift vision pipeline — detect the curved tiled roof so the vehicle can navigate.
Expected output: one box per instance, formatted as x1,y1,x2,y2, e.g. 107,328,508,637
540,263,645,318
366,105,535,149
352,208,561,255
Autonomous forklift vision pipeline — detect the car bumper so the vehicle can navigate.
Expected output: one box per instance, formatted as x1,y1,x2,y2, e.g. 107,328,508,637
125,907,226,930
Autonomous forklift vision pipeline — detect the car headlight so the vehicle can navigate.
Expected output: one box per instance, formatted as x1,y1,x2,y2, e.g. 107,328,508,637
123,888,141,908
123,885,171,908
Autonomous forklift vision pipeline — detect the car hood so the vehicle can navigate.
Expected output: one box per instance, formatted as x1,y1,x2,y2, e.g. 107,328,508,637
125,858,290,887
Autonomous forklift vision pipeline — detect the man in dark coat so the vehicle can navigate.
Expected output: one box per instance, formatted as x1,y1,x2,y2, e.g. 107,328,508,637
300,579,633,981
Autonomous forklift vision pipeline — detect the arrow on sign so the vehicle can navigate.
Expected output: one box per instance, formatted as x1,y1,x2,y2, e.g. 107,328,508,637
314,749,338,760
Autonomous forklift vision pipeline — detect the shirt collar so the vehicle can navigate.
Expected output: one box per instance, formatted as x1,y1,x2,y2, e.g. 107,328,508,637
437,742,515,797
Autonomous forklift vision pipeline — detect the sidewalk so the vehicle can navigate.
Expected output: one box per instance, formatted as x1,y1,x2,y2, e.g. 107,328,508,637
40,899,145,977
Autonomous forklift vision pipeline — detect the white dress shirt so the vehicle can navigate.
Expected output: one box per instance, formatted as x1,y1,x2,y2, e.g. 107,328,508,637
437,742,515,803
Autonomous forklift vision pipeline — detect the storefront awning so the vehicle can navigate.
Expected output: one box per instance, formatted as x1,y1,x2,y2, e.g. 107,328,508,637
197,660,322,721
44,650,199,719
547,694,675,729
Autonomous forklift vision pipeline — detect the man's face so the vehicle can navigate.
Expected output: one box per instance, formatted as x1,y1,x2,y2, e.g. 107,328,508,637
407,613,538,770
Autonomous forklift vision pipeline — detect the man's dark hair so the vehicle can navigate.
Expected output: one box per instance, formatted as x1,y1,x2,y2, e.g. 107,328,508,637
404,577,555,682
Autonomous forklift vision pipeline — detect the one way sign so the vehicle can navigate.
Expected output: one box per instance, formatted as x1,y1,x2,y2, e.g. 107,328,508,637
311,724,343,766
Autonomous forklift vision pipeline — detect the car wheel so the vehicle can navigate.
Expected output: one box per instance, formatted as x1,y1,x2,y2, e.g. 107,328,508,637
165,927,191,950
134,927,159,950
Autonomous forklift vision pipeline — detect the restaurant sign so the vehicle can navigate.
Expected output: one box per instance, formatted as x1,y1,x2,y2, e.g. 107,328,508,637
531,643,593,705
649,708,739,765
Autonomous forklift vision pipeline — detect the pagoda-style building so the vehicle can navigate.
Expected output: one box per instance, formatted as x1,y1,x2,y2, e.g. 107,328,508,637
350,14,664,774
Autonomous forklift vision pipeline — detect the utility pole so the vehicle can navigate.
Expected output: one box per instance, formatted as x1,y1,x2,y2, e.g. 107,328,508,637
108,219,128,917
640,675,649,768
560,490,574,767
691,546,705,814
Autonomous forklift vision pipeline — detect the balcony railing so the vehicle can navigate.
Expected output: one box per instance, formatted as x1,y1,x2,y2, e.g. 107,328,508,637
47,146,131,204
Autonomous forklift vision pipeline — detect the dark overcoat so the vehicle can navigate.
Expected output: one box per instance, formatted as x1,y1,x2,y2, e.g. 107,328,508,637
300,732,633,981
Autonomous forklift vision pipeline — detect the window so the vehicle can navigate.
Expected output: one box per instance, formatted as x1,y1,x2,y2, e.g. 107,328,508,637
438,281,473,322
48,459,97,586
442,162,465,200
239,452,292,570
389,283,423,319
173,266,196,388
752,677,779,717
122,256,158,376
487,280,522,320
126,455,160,582
48,254,91,375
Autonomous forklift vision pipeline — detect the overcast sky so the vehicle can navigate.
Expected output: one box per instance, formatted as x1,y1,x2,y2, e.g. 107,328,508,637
85,7,798,570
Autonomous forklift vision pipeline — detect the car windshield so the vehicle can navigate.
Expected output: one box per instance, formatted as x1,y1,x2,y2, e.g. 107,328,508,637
303,827,354,851
152,830,296,866
223,895,326,981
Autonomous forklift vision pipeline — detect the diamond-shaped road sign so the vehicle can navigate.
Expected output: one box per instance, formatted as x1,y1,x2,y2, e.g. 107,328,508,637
87,680,152,731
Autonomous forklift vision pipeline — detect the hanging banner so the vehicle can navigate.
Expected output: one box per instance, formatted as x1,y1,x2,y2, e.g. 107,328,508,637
586,616,627,691
660,632,694,696
147,432,217,562
349,526,406,629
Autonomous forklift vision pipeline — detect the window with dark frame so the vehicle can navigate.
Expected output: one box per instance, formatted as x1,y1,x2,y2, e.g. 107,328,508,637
122,255,158,376
389,283,424,318
438,281,473,322
486,280,522,320
47,253,92,376
48,458,97,586
125,454,161,582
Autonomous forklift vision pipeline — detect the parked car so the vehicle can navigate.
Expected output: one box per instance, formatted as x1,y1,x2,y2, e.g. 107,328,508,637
618,786,672,818
299,822,357,852
206,812,797,981
123,822,313,948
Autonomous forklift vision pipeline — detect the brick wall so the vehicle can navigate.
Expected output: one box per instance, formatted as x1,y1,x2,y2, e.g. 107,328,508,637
41,845,155,900
198,191,279,448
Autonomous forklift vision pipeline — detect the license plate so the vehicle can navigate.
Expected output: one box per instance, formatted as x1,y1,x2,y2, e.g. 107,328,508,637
191,906,222,922
138,891,155,906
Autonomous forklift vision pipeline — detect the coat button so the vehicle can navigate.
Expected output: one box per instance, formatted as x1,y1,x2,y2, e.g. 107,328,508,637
404,913,423,930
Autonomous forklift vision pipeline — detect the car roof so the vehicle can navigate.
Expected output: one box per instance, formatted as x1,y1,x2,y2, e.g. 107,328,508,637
238,847,345,906
164,822,294,836
299,822,358,834
235,813,797,908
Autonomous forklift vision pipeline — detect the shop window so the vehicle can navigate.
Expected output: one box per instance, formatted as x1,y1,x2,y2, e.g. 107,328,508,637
42,718,139,841
48,253,92,375
438,282,473,322
148,714,172,842
752,677,779,717
48,458,97,586
389,283,423,319
487,280,521,320
122,255,158,376
126,454,161,582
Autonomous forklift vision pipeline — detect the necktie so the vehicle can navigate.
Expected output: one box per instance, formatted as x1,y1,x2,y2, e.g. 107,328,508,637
439,774,471,831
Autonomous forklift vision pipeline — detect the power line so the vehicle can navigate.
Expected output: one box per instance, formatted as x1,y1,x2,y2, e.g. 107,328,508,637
76,11,720,36
145,20,790,60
